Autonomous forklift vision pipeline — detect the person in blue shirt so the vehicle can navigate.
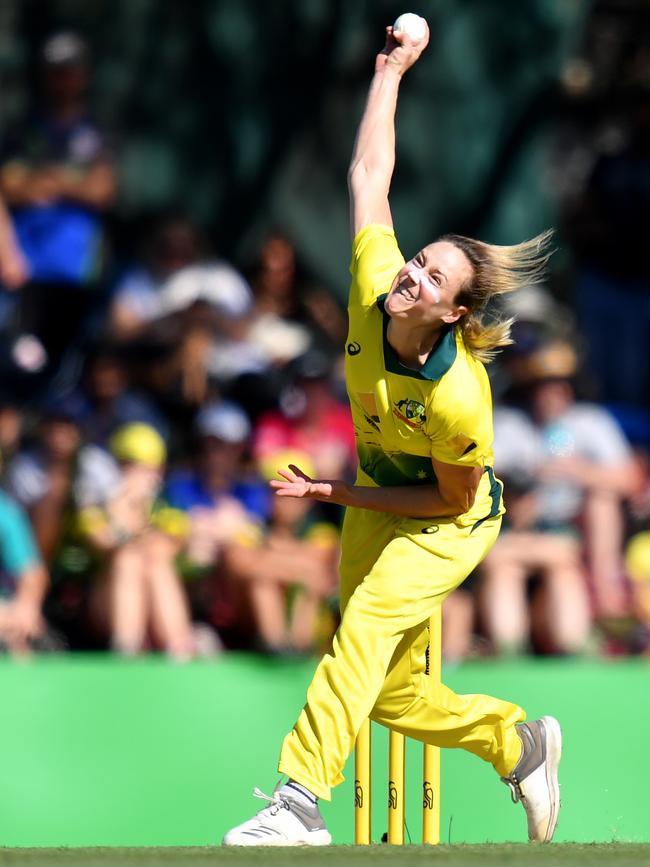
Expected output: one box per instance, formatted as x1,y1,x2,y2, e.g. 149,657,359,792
0,32,116,380
0,488,49,653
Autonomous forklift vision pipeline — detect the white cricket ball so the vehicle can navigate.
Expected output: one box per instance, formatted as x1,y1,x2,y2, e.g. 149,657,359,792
392,12,428,44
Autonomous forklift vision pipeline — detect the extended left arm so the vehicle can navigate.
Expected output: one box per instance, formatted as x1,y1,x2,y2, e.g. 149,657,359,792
271,459,483,519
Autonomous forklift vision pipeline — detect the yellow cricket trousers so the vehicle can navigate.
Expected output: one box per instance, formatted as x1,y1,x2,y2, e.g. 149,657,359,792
278,502,526,800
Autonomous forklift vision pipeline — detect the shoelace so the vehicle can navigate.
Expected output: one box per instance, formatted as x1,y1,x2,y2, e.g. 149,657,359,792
500,775,524,804
253,787,290,817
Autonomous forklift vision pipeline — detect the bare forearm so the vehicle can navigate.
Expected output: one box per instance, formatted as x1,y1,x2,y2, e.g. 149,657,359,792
0,197,15,249
58,164,116,209
15,563,48,608
349,67,401,186
581,463,638,496
337,481,466,519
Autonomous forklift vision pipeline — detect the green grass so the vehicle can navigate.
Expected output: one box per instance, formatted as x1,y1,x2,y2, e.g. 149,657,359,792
1,657,649,846
0,845,649,867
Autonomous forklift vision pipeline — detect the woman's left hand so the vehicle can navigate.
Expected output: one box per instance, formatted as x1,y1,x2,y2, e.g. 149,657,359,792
270,464,349,505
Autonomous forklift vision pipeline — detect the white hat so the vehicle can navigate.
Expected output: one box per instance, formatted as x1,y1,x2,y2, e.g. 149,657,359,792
195,401,251,443
159,263,253,318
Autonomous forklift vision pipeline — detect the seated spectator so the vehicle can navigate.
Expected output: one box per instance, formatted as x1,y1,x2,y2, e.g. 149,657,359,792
164,401,267,639
7,393,84,563
0,192,28,289
482,341,638,653
220,451,339,654
519,342,638,620
164,400,269,578
479,456,591,655
253,349,356,480
73,422,195,659
441,579,480,664
0,487,50,654
0,32,116,378
74,344,168,446
165,401,270,567
109,211,252,341
248,231,348,355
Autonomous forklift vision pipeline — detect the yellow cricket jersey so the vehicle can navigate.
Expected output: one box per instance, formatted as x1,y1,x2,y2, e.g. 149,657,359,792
345,224,504,529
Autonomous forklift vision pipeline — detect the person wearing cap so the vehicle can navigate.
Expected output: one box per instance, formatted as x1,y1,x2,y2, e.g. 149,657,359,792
73,422,195,658
0,31,116,378
164,401,269,647
221,450,339,654
485,340,639,653
253,349,356,481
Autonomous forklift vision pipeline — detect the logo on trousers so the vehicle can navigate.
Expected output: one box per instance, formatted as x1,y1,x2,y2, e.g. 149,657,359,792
354,780,364,808
423,781,434,810
347,342,361,356
388,780,398,809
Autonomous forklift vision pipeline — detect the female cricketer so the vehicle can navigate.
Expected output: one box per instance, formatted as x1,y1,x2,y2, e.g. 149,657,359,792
224,19,561,846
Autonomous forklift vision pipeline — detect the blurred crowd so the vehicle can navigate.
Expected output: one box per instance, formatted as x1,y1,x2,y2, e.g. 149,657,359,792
0,30,649,661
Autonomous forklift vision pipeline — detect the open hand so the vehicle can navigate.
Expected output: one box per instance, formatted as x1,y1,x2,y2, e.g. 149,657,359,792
269,464,348,505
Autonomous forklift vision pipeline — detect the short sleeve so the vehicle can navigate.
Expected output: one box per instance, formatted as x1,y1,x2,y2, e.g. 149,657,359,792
349,224,405,310
429,419,492,468
427,390,494,469
0,493,40,576
568,405,632,465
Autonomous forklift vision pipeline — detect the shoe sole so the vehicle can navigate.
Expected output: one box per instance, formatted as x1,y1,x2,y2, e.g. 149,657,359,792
540,715,562,843
223,833,332,847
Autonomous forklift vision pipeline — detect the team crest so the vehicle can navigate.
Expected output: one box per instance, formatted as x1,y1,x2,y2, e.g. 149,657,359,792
393,398,427,430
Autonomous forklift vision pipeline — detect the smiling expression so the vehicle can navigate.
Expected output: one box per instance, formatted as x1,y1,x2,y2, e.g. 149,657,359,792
384,241,473,325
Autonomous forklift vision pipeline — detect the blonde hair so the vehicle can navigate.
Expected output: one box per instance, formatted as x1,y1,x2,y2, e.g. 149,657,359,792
439,229,554,364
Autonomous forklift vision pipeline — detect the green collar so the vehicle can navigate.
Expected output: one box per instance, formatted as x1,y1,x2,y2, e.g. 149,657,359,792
377,293,457,381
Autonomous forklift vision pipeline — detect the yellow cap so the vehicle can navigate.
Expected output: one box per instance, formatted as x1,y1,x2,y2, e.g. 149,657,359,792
625,531,650,584
109,423,166,469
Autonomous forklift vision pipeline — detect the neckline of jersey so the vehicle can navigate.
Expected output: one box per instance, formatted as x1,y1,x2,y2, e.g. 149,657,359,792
376,293,458,381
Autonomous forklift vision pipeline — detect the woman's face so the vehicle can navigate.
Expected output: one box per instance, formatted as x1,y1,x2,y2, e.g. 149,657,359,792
384,241,472,326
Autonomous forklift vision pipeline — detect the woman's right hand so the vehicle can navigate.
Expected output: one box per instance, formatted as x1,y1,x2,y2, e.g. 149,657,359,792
376,23,430,76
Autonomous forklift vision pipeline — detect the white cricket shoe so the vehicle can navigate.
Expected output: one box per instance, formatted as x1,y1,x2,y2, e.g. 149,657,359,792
501,715,562,842
222,784,332,846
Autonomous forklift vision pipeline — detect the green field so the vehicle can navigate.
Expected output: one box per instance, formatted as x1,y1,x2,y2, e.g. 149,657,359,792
1,846,649,867
0,655,648,850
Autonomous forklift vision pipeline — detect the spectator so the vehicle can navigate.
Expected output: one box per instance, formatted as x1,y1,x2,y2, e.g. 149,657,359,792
483,341,638,655
248,231,348,354
479,439,592,655
75,344,168,446
164,401,268,642
74,422,194,658
442,580,479,664
253,349,356,480
0,32,116,377
221,451,339,654
0,487,49,654
110,212,257,405
0,193,28,290
165,401,268,572
566,87,650,406
7,393,84,563
109,211,252,341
